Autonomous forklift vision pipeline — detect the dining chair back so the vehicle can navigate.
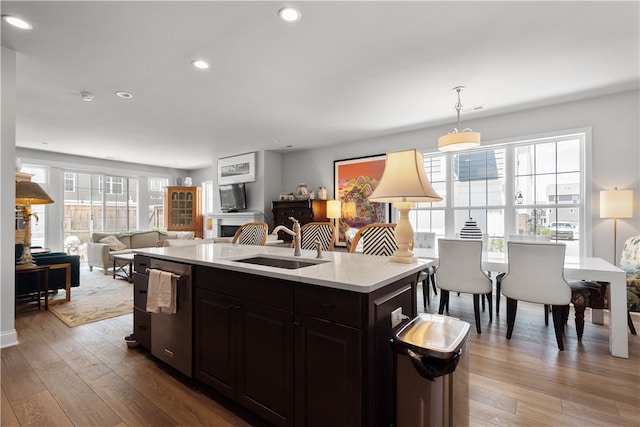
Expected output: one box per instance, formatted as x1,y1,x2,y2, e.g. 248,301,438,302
231,222,268,246
508,234,550,242
297,222,337,251
436,238,492,333
500,241,571,350
348,223,398,256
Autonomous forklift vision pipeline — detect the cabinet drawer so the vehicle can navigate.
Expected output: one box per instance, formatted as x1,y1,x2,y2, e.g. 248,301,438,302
295,285,362,328
133,307,151,350
133,273,148,310
134,255,151,273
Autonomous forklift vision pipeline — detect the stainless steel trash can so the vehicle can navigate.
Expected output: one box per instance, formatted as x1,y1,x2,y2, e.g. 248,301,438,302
392,313,470,427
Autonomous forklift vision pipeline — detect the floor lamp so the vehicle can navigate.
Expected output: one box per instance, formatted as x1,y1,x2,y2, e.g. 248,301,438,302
16,181,54,270
369,149,442,263
600,188,633,265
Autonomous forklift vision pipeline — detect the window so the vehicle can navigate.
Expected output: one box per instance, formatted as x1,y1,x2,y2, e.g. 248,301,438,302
148,177,168,229
414,132,585,256
64,172,139,248
411,155,447,237
98,176,124,195
453,149,506,246
514,137,582,255
203,180,214,213
64,172,76,192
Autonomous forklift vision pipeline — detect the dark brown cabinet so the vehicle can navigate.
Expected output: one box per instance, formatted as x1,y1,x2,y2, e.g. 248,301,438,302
194,268,294,427
272,200,327,241
294,314,361,427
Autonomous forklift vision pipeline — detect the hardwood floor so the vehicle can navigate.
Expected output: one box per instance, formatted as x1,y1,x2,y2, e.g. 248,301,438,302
2,286,639,426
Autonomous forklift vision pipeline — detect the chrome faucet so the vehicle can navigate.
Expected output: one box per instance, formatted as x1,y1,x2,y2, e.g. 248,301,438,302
314,240,323,259
272,217,302,256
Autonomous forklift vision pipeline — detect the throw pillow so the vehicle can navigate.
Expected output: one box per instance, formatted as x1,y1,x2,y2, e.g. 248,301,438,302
176,231,195,239
99,235,127,251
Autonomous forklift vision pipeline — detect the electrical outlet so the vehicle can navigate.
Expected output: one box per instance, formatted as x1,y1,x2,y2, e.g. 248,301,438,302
391,307,404,328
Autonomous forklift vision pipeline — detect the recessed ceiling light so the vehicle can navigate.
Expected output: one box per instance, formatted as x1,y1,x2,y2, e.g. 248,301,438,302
80,91,94,102
191,59,210,70
115,91,133,99
2,15,33,30
278,7,301,22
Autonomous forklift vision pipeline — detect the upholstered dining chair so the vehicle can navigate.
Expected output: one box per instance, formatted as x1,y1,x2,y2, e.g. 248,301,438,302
436,238,493,334
348,223,398,256
500,241,571,350
231,222,268,246
494,234,551,316
296,222,337,251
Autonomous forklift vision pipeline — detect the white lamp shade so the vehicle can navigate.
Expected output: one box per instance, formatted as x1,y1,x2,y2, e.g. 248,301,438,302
437,131,481,152
326,200,341,219
600,189,633,218
369,149,442,203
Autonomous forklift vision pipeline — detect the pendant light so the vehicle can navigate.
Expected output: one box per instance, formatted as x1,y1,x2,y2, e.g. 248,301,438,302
438,86,481,152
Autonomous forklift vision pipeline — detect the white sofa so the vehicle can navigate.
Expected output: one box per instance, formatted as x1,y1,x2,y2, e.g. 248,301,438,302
87,230,195,274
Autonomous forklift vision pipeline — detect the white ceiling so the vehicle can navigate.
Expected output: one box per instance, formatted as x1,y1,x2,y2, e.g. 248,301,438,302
2,1,638,170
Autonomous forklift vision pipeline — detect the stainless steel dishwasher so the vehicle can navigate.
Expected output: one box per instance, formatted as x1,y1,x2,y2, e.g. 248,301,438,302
148,258,192,377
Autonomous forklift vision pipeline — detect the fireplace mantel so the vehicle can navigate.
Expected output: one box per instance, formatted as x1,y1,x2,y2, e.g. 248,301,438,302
204,212,265,238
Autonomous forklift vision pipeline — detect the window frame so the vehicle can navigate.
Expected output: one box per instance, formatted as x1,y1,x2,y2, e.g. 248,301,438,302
411,128,591,256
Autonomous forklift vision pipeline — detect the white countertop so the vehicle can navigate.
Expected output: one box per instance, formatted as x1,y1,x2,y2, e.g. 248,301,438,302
135,243,430,293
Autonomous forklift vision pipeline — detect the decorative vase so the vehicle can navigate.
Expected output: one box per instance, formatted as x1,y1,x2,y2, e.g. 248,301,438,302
318,186,328,200
460,218,482,239
296,183,310,199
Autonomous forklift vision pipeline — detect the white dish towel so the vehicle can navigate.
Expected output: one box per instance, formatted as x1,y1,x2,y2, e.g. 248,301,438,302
146,269,177,314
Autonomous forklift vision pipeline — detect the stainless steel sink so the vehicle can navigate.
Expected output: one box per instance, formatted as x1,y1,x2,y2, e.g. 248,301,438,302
233,256,328,270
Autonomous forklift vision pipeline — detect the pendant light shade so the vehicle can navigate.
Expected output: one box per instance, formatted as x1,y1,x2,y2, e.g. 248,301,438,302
438,86,481,152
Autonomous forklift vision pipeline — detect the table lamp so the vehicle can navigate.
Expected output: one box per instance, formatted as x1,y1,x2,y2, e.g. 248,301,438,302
600,187,633,264
15,181,54,270
326,200,342,246
326,200,342,221
369,149,442,263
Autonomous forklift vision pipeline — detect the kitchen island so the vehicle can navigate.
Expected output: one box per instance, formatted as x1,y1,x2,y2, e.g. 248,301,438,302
132,243,430,427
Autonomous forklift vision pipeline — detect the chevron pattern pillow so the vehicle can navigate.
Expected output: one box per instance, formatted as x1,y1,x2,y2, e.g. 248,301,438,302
300,224,334,250
362,227,398,256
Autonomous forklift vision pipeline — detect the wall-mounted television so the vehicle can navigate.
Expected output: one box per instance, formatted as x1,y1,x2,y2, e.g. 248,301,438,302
219,183,247,212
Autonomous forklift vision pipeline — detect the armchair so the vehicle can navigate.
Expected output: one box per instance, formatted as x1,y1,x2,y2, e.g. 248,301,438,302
619,235,639,333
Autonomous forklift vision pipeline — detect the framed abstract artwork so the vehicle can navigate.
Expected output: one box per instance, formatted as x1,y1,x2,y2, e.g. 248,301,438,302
334,154,390,246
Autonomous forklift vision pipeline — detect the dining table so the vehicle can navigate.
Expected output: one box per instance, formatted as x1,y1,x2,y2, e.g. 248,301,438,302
412,247,629,358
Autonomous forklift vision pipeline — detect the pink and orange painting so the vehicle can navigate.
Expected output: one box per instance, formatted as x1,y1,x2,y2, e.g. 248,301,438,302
334,155,390,245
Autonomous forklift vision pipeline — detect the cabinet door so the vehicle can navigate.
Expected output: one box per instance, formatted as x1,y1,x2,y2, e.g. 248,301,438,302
194,288,239,398
237,299,294,427
294,314,362,427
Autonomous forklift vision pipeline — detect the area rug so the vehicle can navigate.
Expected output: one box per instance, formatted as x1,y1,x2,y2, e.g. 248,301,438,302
49,267,133,327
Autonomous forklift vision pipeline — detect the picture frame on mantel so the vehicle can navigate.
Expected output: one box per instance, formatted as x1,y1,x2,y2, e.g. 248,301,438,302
334,154,391,247
218,152,256,185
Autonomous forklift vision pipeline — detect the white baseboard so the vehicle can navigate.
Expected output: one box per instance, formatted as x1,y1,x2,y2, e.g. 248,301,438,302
1,329,18,348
